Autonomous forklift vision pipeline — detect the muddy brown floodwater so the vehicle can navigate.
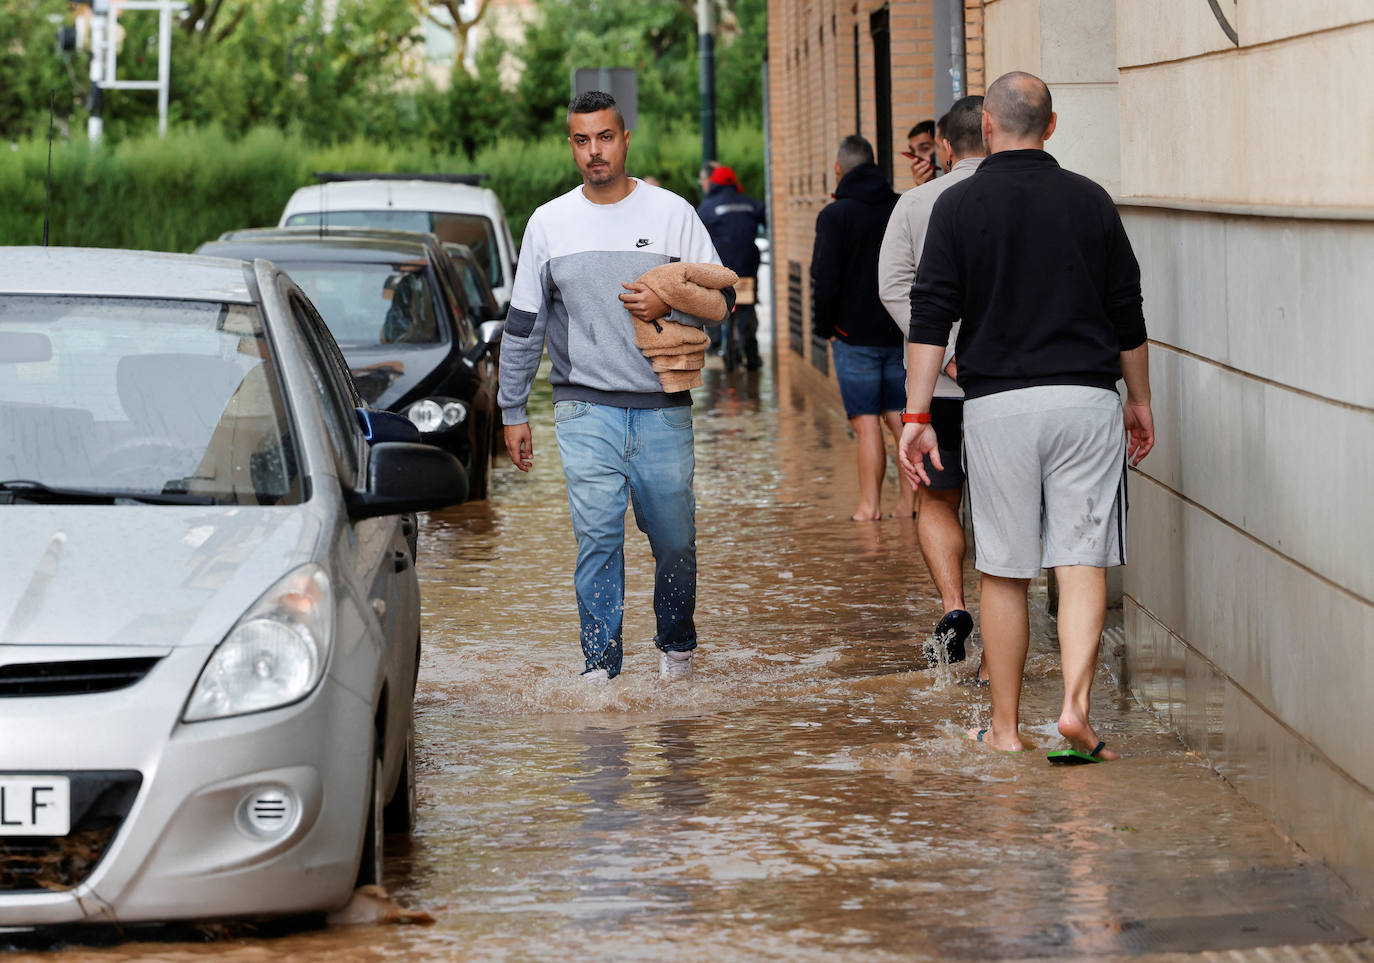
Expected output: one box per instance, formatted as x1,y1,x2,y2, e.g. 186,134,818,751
17,303,1374,962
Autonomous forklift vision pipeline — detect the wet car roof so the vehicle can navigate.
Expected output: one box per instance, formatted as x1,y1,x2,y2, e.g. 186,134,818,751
199,235,432,264
284,179,497,214
0,247,257,303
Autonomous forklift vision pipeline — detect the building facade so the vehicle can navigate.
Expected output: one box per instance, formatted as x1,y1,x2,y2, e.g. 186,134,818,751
765,0,1374,898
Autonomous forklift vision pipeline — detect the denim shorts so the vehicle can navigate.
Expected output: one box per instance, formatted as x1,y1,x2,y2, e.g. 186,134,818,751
831,340,906,417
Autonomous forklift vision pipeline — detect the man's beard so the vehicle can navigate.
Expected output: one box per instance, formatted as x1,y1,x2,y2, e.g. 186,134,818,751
585,162,615,186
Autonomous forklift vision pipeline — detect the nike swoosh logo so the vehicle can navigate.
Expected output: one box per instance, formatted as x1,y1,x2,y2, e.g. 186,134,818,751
636,238,651,248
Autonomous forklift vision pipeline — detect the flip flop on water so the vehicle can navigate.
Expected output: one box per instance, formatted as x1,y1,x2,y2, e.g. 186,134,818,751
969,656,990,688
1047,741,1109,765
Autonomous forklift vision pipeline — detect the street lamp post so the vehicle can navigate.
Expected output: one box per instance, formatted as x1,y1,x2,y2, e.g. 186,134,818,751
697,0,716,167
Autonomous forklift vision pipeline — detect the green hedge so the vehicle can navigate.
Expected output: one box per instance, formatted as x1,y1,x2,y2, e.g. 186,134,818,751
0,121,763,253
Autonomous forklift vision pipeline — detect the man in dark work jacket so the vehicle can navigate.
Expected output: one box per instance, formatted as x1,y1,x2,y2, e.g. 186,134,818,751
899,71,1156,762
811,135,906,521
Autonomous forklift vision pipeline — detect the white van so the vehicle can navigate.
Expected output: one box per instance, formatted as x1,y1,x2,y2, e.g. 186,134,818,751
279,175,519,313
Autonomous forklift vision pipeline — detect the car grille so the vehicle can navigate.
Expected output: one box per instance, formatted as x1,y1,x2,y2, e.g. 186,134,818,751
0,658,161,697
0,772,141,893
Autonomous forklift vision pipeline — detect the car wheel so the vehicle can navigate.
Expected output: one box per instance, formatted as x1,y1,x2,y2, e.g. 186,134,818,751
355,754,385,888
382,718,417,834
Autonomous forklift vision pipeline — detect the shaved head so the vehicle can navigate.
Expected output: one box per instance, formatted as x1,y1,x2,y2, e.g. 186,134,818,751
984,71,1053,139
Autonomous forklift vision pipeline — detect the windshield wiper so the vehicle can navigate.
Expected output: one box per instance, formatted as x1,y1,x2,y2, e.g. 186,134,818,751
0,479,220,506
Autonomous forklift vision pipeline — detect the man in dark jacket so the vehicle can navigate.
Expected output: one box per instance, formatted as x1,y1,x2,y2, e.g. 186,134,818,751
899,72,1156,761
698,165,767,369
811,135,905,521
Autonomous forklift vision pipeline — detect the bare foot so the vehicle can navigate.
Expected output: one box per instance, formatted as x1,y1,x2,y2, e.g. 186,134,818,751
851,508,882,521
1057,713,1120,760
966,724,1031,753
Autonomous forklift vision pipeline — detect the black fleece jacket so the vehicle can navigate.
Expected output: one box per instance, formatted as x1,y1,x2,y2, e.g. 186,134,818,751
908,150,1146,400
810,163,901,346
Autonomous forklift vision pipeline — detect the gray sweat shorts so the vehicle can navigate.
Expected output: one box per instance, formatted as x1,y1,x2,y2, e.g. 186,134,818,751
963,385,1126,578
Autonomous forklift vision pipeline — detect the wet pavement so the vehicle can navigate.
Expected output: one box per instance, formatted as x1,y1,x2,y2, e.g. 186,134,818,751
13,288,1374,961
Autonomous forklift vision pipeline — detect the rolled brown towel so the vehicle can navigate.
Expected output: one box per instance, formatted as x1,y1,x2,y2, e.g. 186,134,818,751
631,261,739,392
634,319,709,354
652,354,706,372
636,262,739,323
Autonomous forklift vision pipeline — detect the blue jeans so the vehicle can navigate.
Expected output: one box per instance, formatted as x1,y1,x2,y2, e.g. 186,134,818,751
554,401,697,677
831,340,907,417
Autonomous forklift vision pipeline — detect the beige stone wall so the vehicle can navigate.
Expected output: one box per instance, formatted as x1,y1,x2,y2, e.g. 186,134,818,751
983,0,1120,195
1118,15,1374,208
1113,0,1374,898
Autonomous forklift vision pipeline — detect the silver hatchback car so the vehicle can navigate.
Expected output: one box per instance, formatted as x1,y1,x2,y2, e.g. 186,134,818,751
0,248,466,925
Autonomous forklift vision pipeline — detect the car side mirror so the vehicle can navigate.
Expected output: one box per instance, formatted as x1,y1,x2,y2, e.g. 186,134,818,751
464,319,504,367
478,319,504,345
355,407,420,444
347,442,467,518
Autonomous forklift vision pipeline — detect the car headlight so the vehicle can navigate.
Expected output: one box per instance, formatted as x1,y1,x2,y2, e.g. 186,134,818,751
183,564,333,722
405,397,467,433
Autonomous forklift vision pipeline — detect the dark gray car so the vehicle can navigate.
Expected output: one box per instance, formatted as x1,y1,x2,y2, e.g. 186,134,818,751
197,228,503,500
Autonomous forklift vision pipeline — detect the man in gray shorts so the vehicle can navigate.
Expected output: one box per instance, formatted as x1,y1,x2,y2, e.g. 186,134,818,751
899,71,1156,761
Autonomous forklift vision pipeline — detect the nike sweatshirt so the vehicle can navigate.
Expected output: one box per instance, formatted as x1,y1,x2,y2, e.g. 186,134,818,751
498,179,731,425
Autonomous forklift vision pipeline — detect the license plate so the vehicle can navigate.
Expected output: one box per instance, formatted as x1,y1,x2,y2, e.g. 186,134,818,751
0,776,71,836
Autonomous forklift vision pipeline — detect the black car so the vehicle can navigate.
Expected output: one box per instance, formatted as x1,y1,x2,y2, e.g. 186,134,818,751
443,241,503,325
197,228,503,499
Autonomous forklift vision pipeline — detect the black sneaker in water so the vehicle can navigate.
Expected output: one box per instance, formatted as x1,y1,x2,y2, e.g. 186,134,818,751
930,609,974,665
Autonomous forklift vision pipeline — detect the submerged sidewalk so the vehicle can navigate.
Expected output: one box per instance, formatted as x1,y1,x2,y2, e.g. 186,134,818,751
18,280,1374,961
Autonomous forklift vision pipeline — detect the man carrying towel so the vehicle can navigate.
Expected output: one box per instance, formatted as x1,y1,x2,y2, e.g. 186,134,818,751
498,90,732,684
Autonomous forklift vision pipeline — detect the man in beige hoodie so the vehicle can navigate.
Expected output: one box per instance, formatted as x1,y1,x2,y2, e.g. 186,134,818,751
877,94,988,678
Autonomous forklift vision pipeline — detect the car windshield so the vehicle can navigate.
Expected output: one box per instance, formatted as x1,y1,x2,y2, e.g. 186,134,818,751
285,209,504,286
279,260,445,348
0,296,301,505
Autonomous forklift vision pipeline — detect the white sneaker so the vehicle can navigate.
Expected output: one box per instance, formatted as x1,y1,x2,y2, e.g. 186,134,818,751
659,650,693,682
580,668,610,684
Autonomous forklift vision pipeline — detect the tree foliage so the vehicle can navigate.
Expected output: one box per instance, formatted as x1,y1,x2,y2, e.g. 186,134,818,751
0,0,83,142
0,0,766,158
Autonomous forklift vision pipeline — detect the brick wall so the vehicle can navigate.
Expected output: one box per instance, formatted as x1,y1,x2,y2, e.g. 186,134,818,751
767,0,975,378
964,0,985,94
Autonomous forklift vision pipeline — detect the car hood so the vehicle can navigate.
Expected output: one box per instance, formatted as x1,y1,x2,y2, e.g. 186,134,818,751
0,506,321,649
343,343,451,409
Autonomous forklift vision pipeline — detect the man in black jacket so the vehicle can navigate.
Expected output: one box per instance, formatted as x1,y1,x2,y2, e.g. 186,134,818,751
811,135,906,521
698,165,767,369
899,72,1156,762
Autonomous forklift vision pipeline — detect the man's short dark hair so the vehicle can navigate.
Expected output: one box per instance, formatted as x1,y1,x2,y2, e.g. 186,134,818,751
944,95,986,157
836,134,875,176
907,120,935,140
567,90,625,132
935,113,949,140
984,71,1052,139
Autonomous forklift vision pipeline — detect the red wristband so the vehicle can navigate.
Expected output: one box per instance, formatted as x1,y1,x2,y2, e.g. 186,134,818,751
900,411,931,424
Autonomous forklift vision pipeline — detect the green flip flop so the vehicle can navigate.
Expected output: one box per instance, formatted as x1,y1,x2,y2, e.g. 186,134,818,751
1047,741,1107,765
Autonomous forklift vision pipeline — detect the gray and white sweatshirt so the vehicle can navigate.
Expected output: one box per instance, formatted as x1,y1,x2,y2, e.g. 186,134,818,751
498,179,729,425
